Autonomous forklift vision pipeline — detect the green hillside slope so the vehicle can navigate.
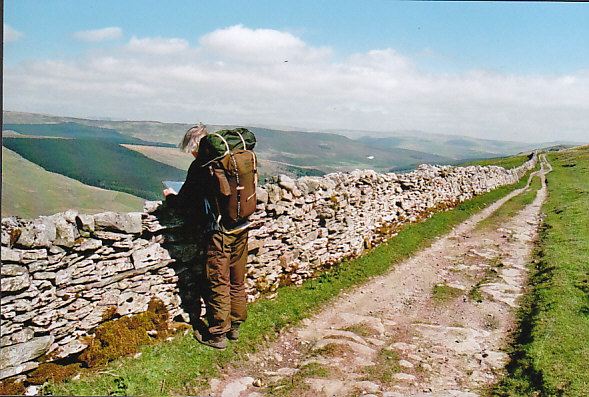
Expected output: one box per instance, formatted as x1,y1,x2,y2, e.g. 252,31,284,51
3,122,172,147
3,111,188,145
248,126,451,172
122,145,194,171
459,153,532,169
2,147,144,218
2,137,186,201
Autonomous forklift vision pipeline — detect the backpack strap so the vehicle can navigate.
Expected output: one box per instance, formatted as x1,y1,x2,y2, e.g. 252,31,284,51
249,151,258,200
234,129,247,149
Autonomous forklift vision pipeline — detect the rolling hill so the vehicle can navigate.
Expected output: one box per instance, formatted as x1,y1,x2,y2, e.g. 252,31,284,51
2,137,187,202
2,147,144,218
2,111,455,173
3,122,172,147
4,110,578,218
357,133,537,161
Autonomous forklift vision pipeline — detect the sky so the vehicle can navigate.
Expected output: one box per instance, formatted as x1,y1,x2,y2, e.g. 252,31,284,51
3,1,589,143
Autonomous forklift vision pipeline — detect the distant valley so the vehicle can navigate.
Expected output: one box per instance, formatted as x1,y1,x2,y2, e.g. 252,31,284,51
2,110,580,218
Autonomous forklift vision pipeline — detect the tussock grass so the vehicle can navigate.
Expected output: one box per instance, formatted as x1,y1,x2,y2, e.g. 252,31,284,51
342,323,376,338
266,362,328,396
50,161,533,396
493,146,589,397
432,284,464,303
363,348,403,385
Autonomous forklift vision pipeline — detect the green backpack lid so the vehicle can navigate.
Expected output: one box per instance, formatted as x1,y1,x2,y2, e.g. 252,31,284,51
199,128,256,165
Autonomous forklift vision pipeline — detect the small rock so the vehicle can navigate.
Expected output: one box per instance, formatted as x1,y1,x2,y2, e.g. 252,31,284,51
399,359,414,368
221,377,254,397
392,373,416,381
0,335,53,372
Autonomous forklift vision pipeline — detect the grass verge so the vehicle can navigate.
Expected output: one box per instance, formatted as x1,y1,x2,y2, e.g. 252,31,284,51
460,153,532,169
493,146,589,396
475,173,542,232
49,162,534,396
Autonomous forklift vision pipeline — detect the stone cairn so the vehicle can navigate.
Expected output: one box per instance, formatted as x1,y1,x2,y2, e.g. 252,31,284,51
0,156,537,380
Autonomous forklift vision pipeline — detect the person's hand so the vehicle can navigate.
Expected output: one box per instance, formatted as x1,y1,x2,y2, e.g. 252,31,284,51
163,188,174,197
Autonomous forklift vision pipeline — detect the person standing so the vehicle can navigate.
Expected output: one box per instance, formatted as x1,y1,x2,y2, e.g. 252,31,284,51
164,125,253,350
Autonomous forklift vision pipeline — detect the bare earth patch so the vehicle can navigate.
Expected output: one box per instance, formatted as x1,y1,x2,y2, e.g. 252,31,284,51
203,156,551,397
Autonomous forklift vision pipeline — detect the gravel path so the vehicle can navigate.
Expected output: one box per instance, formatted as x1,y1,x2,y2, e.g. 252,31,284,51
204,155,551,397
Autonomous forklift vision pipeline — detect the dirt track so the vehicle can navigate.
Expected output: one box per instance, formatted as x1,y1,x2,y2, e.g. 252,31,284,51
204,155,551,397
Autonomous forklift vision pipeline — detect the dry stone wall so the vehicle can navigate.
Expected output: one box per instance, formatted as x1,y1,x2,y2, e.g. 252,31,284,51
0,155,536,380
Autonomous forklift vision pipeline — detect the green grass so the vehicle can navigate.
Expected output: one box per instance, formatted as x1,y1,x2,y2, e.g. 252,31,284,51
3,137,186,201
342,323,375,338
475,173,543,232
1,147,144,218
266,362,329,396
48,159,535,396
432,284,464,303
493,146,589,396
363,347,403,384
460,153,532,169
468,267,501,304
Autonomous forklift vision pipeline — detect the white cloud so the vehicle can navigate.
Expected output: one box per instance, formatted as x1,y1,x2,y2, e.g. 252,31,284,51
126,36,189,55
200,24,332,63
4,24,23,42
73,27,122,42
3,27,589,144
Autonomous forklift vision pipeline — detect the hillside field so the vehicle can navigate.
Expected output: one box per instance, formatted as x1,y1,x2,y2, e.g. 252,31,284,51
3,122,172,147
2,147,144,218
2,137,186,202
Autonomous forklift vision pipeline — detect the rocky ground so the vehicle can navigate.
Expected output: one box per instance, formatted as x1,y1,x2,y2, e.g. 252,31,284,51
202,156,550,397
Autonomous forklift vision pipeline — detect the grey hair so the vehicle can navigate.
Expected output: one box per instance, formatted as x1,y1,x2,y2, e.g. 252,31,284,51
179,124,208,153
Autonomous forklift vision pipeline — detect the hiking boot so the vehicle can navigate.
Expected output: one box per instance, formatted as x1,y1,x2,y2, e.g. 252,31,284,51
226,325,240,341
193,329,226,350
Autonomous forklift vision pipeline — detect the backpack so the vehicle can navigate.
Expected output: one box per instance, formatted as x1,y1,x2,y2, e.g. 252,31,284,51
199,128,258,226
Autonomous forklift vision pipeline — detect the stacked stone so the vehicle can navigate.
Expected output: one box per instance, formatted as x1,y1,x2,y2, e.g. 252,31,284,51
0,155,536,380
243,158,536,300
1,211,184,380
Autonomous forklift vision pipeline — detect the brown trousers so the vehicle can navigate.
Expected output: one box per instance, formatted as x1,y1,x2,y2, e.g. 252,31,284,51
204,227,248,336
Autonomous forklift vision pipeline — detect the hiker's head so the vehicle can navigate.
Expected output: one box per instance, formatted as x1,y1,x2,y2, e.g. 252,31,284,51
180,125,208,158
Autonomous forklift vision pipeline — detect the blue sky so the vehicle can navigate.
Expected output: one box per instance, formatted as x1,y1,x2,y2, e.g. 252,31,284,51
4,1,589,142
